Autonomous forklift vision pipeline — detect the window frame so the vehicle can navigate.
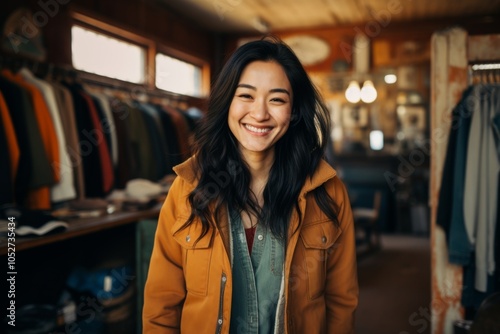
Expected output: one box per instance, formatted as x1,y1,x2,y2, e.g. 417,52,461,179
155,46,209,97
71,11,209,97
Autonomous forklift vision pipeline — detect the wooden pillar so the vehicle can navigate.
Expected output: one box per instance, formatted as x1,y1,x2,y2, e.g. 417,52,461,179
429,27,468,334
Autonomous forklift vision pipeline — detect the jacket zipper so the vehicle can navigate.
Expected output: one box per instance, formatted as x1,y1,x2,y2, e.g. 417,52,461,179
215,272,227,334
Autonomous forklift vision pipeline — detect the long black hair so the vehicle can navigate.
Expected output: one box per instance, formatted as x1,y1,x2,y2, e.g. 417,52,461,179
183,37,339,241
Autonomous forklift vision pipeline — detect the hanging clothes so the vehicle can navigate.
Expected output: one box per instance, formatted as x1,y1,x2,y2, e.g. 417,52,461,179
124,100,156,180
0,70,56,209
437,86,475,265
2,69,60,183
0,92,20,182
154,104,183,170
79,92,114,195
0,116,13,205
18,68,76,203
163,104,192,161
63,83,115,198
137,102,170,180
0,56,201,210
87,91,119,168
109,97,135,189
0,92,19,204
463,84,500,292
437,83,500,310
49,81,86,199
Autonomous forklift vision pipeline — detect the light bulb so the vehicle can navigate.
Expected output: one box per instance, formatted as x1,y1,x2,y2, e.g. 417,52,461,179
361,80,377,103
345,81,361,103
384,74,397,84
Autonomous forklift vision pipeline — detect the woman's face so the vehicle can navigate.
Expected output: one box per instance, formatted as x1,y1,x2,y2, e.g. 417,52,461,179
228,60,293,160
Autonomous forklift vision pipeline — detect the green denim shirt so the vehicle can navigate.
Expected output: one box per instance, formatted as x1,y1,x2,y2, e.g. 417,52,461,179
229,209,285,334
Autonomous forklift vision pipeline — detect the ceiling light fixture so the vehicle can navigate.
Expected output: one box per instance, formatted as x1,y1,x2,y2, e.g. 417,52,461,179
345,80,361,103
343,33,377,104
345,80,378,104
360,80,377,103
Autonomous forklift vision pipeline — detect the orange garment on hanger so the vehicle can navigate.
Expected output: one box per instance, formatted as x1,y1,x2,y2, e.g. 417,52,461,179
2,69,59,209
2,69,60,182
0,92,20,180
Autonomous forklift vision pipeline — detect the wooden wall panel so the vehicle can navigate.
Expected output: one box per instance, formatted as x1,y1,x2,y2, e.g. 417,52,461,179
0,0,216,67
69,0,214,61
468,34,500,62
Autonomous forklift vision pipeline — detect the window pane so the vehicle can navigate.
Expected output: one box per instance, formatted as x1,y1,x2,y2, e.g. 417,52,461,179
155,53,202,97
72,25,145,83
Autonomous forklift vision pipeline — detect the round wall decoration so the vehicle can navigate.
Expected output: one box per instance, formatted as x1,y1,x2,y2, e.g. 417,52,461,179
283,35,330,66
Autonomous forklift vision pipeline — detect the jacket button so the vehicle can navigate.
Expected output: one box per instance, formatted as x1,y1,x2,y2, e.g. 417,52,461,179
322,236,327,243
186,235,191,242
257,234,264,241
218,319,223,325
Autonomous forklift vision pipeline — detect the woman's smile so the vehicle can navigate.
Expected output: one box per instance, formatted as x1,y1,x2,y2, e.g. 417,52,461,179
243,123,273,135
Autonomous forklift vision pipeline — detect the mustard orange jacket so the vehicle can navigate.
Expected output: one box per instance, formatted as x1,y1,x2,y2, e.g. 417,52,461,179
143,158,358,333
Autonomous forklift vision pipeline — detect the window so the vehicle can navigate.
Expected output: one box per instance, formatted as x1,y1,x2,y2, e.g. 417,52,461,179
155,53,202,97
71,13,208,97
71,25,146,84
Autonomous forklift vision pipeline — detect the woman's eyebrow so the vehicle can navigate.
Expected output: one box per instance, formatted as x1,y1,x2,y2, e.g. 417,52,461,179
237,84,290,96
236,83,256,90
269,88,290,96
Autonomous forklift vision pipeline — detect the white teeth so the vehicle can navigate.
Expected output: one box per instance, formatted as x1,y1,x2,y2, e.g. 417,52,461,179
245,124,271,133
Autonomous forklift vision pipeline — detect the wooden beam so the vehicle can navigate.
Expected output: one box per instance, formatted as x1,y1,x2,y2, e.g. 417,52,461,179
468,34,500,62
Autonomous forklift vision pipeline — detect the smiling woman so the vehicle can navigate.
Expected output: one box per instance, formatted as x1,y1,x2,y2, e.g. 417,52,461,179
228,61,292,164
143,37,358,334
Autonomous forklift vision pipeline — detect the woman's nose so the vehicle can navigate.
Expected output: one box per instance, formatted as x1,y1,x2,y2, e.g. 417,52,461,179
249,99,270,121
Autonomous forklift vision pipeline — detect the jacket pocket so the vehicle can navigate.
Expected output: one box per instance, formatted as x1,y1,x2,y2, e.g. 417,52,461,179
172,216,213,296
299,219,341,300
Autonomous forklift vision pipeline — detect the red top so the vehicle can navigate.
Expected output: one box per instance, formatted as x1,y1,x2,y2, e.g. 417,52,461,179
244,226,257,253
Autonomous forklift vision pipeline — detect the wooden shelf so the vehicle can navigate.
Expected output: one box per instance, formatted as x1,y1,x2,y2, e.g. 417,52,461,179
0,205,161,255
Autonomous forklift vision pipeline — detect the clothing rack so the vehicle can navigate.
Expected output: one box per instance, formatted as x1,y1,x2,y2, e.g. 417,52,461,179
430,28,500,334
1,51,200,209
468,63,500,85
76,69,190,104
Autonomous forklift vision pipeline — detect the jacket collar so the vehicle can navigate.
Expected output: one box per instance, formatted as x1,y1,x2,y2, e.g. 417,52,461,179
173,157,338,259
173,156,337,195
172,157,198,184
300,159,337,196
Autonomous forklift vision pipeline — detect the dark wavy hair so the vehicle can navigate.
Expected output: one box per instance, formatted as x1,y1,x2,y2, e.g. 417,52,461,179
184,37,339,242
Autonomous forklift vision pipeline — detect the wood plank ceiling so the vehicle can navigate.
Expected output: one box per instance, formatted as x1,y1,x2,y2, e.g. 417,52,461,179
157,0,500,33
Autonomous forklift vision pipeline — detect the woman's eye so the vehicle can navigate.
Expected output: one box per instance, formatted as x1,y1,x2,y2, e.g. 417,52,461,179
238,94,252,99
271,98,286,103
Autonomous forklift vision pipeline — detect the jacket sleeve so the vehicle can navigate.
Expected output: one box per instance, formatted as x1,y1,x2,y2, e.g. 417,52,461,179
143,176,187,333
325,176,359,334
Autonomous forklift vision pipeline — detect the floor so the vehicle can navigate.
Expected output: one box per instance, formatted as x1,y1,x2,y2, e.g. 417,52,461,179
355,234,431,334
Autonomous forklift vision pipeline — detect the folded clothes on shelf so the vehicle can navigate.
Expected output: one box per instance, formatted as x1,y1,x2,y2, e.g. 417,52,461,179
51,198,117,219
106,178,170,211
0,204,68,237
